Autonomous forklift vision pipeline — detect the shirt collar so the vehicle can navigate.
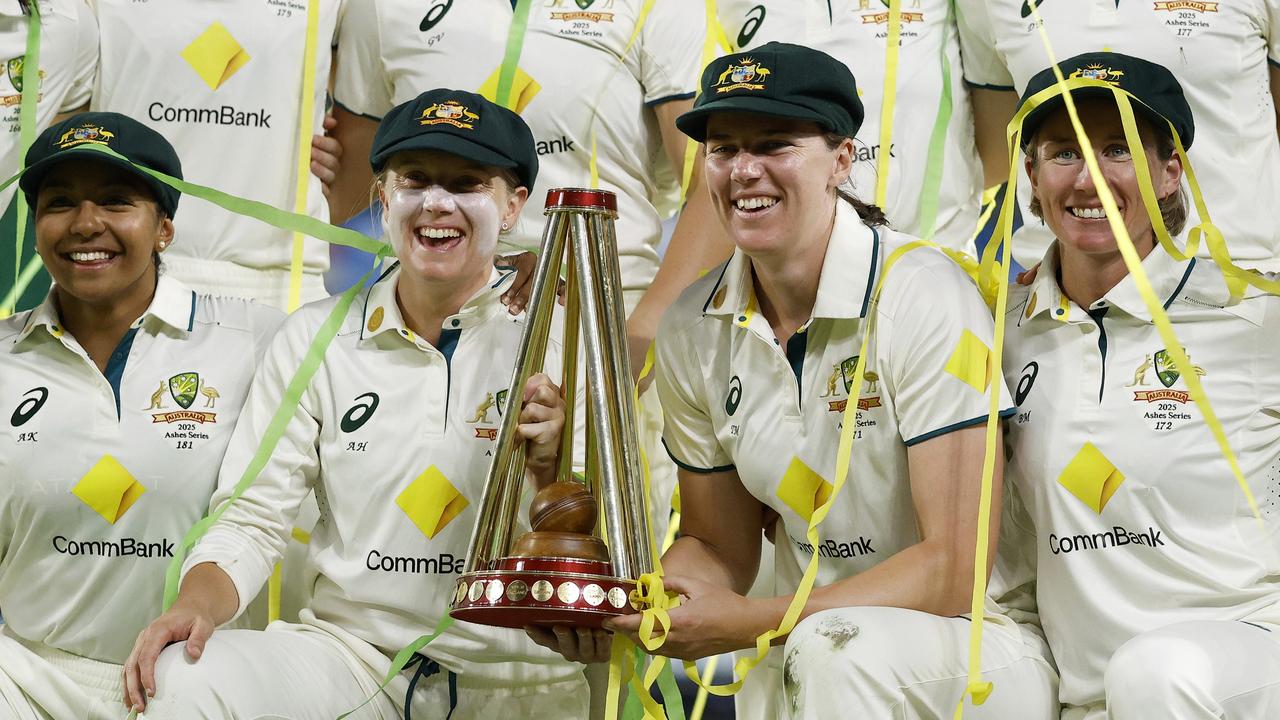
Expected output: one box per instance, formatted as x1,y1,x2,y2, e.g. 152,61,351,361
701,201,880,326
15,273,198,346
1022,242,1195,324
359,262,516,343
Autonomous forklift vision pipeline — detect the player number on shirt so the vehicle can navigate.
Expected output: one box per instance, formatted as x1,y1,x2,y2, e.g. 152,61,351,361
10,387,48,428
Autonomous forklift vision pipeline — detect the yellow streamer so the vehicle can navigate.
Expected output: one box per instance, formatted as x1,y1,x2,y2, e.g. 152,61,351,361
286,0,320,313
1015,0,1262,521
873,0,904,208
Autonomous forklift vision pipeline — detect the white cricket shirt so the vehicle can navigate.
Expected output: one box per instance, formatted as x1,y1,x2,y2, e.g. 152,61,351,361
658,200,1016,599
183,264,582,683
91,0,340,276
333,0,704,294
0,275,282,663
956,0,1280,270
1003,244,1280,707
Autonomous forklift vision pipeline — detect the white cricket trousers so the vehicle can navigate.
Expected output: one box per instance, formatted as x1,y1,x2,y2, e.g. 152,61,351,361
143,617,590,720
781,607,1060,719
0,625,126,720
1060,620,1280,720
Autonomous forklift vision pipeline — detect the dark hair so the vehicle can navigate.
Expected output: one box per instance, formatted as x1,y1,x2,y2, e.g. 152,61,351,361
1025,119,1188,236
823,134,888,227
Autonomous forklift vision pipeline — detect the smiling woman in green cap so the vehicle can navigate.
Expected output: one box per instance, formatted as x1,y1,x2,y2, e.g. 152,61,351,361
529,42,1059,718
1003,51,1280,720
0,111,283,718
124,89,589,719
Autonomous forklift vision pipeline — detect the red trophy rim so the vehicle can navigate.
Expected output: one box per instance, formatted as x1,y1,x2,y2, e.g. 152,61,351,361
544,187,617,213
449,561,639,629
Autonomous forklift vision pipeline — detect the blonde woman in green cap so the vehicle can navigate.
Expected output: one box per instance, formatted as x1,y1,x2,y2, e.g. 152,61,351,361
126,89,589,720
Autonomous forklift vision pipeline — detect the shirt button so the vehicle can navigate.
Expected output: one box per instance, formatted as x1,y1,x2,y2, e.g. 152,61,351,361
1054,309,1064,317
451,319,460,328
738,315,747,323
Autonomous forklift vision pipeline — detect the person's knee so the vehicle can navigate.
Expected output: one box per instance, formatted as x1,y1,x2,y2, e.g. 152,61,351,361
1104,626,1215,710
146,641,228,714
783,608,903,689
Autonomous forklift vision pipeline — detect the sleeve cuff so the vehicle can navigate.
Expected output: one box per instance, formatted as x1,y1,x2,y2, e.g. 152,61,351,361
181,531,275,623
644,91,697,108
903,407,1016,447
964,79,1017,92
661,437,735,474
333,98,385,122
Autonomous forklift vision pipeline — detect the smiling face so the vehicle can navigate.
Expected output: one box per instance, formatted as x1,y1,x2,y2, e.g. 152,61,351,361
379,150,527,292
703,113,854,262
34,158,172,309
1026,97,1182,261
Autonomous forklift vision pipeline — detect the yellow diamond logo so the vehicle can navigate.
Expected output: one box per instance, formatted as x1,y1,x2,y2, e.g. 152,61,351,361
396,466,469,539
181,22,251,91
478,65,542,113
1058,443,1125,514
776,457,832,523
944,329,993,393
72,455,145,524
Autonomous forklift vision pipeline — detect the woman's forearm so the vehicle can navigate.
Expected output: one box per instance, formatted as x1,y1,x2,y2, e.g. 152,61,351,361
174,562,241,627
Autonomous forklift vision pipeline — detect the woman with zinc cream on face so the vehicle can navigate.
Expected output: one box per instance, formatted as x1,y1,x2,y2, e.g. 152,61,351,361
0,111,282,719
530,43,1060,719
125,90,590,719
1004,52,1280,720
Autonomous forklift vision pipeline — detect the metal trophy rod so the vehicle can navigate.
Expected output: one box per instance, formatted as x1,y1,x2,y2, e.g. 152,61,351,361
463,210,571,573
590,213,653,575
569,211,636,582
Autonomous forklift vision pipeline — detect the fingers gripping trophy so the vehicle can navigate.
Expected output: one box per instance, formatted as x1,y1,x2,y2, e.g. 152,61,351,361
451,188,654,627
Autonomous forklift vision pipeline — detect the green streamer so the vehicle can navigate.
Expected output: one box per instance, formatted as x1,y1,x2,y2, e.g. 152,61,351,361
496,0,534,109
5,2,41,316
336,613,457,719
915,0,956,240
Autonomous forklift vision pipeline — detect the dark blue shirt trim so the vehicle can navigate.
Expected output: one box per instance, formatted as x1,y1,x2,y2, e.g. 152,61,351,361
861,228,881,317
1087,306,1109,402
964,80,1016,92
1163,258,1195,310
186,291,197,331
333,98,384,123
104,328,140,419
438,327,462,424
701,262,733,314
904,408,1016,447
785,331,806,407
645,91,697,108
662,437,735,474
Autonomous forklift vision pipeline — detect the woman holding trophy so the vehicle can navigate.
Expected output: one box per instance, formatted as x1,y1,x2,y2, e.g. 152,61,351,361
124,90,590,718
532,43,1060,718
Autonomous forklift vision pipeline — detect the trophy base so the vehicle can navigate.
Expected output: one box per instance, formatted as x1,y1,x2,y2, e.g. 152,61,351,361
449,556,638,629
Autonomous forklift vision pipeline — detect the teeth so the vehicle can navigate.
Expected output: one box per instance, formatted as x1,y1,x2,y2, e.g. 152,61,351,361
1071,207,1108,219
417,227,462,239
69,251,112,262
735,197,778,211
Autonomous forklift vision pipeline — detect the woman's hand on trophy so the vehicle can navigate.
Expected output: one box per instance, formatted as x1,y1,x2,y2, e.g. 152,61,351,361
603,574,765,661
517,372,566,488
525,624,613,664
498,252,567,316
